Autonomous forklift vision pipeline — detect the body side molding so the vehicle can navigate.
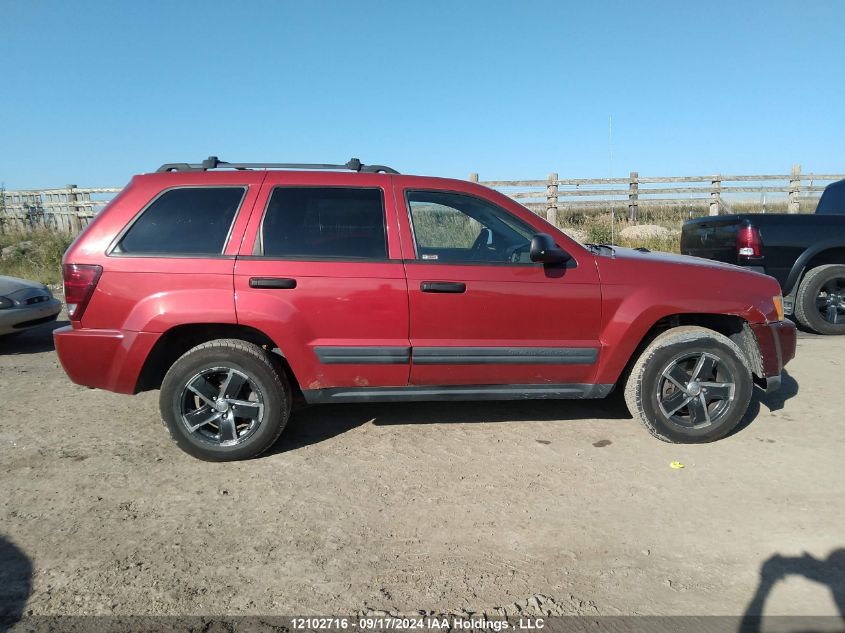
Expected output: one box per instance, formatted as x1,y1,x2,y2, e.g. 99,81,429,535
412,346,599,365
313,345,599,365
314,346,411,364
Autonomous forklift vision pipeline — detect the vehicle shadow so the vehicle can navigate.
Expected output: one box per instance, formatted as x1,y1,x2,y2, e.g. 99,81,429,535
0,320,67,356
268,394,632,455
739,549,845,633
731,369,799,437
271,368,799,454
0,536,32,632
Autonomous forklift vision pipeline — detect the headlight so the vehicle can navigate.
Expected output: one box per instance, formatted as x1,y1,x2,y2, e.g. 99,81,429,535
0,296,13,310
772,295,784,321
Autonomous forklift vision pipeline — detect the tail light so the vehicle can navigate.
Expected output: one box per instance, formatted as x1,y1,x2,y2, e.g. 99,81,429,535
63,264,102,321
736,224,763,258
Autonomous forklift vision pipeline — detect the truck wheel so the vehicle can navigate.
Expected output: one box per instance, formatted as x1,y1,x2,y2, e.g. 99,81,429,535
624,327,753,443
159,339,291,461
794,264,845,335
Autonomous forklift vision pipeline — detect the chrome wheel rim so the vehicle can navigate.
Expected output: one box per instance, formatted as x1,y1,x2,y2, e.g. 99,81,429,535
815,277,845,324
656,352,736,429
179,367,265,446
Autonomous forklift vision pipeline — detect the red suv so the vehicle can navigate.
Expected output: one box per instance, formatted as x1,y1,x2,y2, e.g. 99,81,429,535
54,157,796,461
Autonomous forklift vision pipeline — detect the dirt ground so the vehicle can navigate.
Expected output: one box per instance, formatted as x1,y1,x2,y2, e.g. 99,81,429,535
0,316,843,619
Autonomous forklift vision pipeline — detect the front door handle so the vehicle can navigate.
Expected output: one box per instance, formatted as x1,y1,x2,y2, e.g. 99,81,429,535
421,281,466,293
249,277,297,289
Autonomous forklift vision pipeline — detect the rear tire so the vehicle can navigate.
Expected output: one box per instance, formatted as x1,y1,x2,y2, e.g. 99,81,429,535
624,326,753,443
159,339,291,461
794,264,845,335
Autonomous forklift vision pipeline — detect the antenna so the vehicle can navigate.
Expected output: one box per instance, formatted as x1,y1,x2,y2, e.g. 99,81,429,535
609,115,615,245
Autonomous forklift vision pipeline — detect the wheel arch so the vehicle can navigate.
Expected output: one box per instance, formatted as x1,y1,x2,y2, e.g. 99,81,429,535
783,241,845,296
135,322,302,398
609,312,761,390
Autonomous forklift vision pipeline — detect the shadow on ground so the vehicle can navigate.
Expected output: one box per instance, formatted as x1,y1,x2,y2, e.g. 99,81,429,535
0,320,67,355
270,393,634,454
0,536,32,631
731,369,799,438
740,548,845,632
272,369,800,454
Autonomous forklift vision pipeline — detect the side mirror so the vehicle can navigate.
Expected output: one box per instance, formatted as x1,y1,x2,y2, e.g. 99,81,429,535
530,233,570,265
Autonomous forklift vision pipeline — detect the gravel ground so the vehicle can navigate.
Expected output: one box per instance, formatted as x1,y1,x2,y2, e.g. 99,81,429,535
0,320,842,619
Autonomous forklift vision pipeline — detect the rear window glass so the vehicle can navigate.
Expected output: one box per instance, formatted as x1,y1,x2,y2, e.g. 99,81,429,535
260,187,387,259
116,187,245,255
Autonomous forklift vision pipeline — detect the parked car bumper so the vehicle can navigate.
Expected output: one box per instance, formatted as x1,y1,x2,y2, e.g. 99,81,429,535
53,325,159,394
750,320,797,392
0,297,62,335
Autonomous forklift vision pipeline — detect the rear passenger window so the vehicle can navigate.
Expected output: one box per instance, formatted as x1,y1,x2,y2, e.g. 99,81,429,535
116,187,245,255
260,187,387,259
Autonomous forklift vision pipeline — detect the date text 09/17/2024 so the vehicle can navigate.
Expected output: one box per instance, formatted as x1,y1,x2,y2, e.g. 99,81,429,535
291,617,546,631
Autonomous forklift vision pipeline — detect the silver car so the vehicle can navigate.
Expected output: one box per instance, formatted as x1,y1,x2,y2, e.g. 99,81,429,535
0,275,63,336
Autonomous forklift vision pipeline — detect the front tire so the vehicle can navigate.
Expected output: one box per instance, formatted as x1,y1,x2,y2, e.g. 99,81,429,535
624,327,753,443
794,264,845,335
159,339,291,461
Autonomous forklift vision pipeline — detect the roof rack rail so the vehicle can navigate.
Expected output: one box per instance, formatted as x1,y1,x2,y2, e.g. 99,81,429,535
156,156,399,175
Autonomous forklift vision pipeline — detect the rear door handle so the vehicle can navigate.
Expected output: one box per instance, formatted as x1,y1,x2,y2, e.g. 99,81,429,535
249,277,297,289
421,281,466,293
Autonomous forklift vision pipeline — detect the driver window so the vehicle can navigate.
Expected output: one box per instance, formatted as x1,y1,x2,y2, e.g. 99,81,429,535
407,191,534,264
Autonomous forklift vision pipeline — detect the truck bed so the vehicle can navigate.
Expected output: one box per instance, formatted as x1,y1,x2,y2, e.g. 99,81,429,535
681,213,845,294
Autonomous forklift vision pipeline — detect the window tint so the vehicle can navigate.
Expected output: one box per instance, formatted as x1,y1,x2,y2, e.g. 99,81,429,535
117,187,244,255
261,187,387,259
407,191,535,263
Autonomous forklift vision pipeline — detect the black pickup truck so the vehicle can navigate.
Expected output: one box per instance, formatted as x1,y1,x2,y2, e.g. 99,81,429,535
681,179,845,335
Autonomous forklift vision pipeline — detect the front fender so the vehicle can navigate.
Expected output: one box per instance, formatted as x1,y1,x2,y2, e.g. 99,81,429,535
593,262,780,385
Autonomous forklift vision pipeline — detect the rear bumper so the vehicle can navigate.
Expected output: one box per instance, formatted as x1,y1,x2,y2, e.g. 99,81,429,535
53,325,159,394
749,320,797,392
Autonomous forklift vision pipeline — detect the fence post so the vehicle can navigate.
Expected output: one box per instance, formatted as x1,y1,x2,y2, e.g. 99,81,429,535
469,173,479,183
0,184,5,234
788,164,801,213
709,174,721,216
67,184,81,234
546,172,558,225
628,172,638,221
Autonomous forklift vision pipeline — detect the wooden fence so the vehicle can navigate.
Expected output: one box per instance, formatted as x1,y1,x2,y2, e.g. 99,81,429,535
0,185,120,234
2,165,844,234
470,164,845,224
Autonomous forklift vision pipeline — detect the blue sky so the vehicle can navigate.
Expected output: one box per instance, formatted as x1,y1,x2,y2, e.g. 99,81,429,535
1,0,843,189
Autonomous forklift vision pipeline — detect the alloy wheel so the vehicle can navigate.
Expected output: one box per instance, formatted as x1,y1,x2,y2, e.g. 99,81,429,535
815,277,845,324
656,352,736,429
179,367,265,446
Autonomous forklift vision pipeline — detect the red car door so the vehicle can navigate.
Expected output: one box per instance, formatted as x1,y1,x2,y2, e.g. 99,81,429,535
394,177,603,393
234,172,410,396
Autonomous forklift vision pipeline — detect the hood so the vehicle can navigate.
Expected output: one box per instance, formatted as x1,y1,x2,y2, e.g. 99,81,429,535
605,246,770,278
0,275,47,294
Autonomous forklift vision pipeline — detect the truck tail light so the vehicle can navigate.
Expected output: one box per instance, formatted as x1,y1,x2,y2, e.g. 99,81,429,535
63,264,102,321
736,224,763,258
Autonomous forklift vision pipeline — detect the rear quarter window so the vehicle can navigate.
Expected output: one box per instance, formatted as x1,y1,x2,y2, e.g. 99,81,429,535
115,187,245,255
